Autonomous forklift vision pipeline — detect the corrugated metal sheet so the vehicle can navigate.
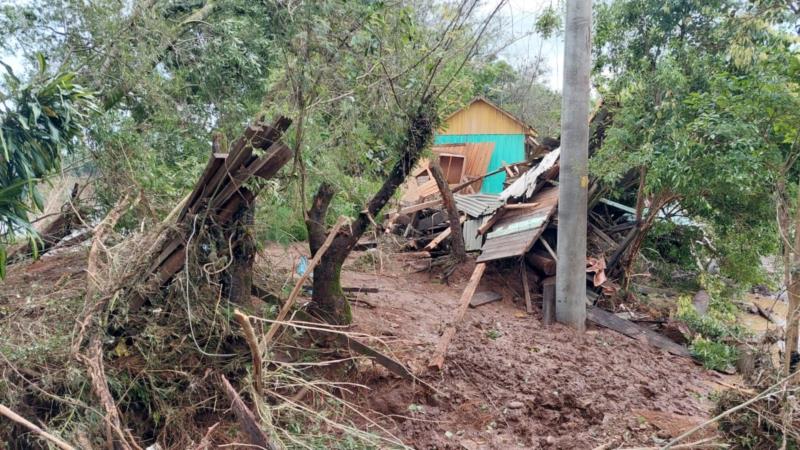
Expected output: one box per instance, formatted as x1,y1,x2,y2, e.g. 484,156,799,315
434,134,526,194
477,186,559,263
454,193,503,218
500,148,560,201
463,216,488,252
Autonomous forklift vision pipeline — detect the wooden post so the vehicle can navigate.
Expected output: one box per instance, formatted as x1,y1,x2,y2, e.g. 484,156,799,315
429,161,466,261
429,263,486,370
555,0,592,332
522,263,533,314
542,276,556,325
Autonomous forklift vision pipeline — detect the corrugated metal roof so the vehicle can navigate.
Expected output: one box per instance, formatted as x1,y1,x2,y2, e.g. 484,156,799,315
500,147,560,201
463,216,488,252
477,186,559,262
454,193,504,218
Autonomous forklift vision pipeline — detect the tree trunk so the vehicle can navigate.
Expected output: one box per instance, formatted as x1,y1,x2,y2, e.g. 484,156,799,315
429,161,466,262
305,100,435,324
555,0,592,331
785,182,800,375
225,199,256,305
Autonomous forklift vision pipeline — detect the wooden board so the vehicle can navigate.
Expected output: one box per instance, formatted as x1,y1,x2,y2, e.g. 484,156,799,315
469,291,502,308
587,306,691,357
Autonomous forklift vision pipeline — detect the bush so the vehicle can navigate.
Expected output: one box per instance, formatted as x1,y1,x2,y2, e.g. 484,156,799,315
676,290,747,371
689,337,739,372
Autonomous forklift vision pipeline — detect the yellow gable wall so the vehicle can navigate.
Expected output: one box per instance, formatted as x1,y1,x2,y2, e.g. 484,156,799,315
438,100,526,135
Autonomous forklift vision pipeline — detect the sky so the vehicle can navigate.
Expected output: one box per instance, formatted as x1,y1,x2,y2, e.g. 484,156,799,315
484,0,566,91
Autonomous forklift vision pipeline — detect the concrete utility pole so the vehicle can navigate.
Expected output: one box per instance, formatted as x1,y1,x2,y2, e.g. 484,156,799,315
556,0,592,331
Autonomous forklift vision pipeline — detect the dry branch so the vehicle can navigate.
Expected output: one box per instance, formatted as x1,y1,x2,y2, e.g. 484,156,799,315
78,337,139,450
0,404,76,450
233,309,263,394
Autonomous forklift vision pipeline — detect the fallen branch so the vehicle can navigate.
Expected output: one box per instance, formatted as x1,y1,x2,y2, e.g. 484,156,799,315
220,375,276,450
0,404,76,450
78,336,139,450
233,309,263,394
263,216,347,346
429,262,486,370
663,369,800,448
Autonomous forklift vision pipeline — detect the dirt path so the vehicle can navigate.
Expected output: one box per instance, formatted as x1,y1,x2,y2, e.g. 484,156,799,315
261,244,726,449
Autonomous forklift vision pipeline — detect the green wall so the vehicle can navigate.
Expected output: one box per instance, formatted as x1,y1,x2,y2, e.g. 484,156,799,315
433,134,525,194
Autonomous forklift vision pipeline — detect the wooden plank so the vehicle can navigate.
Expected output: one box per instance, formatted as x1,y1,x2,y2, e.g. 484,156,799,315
587,306,691,357
469,291,502,308
178,152,228,222
220,375,277,450
263,217,347,347
429,263,486,370
335,334,413,379
424,216,466,250
342,287,379,294
393,198,444,217
522,265,533,314
210,142,292,210
203,117,291,209
503,202,540,210
147,237,184,275
476,209,505,236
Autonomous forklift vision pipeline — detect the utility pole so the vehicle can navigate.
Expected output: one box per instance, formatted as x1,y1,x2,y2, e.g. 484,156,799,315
556,0,592,331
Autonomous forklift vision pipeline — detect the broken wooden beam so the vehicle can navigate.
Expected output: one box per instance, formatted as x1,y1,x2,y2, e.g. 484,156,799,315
220,375,276,450
503,202,540,210
335,334,413,379
526,251,557,276
429,262,486,370
522,265,533,314
587,306,690,357
263,217,347,347
342,287,379,294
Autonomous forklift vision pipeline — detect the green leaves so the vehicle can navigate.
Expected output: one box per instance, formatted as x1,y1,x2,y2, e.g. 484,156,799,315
0,56,94,276
593,0,800,283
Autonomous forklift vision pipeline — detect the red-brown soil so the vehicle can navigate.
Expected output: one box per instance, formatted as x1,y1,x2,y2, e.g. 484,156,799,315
2,242,730,449
260,243,726,449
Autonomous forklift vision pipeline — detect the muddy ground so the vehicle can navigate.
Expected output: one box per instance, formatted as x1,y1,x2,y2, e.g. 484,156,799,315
261,243,730,449
0,242,736,449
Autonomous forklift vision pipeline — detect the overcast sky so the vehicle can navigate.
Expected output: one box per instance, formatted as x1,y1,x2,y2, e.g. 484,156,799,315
485,0,565,91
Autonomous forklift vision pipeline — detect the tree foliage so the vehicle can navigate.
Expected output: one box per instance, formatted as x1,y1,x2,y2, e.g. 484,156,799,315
0,57,94,276
592,0,800,284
